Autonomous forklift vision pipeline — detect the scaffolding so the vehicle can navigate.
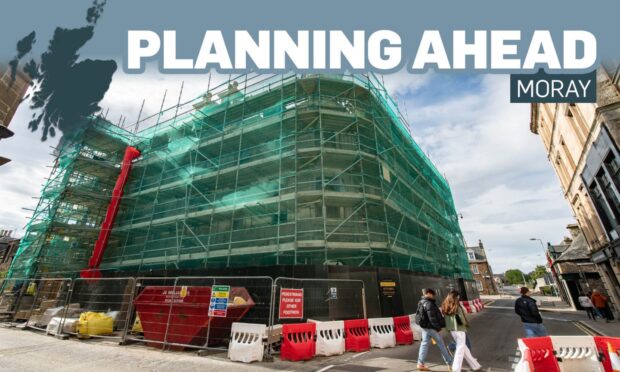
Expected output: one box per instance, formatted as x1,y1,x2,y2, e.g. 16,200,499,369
7,73,472,280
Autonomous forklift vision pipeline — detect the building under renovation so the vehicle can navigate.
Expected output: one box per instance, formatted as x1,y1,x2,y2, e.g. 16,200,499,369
7,74,475,315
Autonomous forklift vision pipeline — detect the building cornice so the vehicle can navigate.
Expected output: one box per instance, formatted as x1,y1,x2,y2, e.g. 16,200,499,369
530,103,539,134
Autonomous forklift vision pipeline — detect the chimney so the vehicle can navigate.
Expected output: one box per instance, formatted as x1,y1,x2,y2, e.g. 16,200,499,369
478,239,483,249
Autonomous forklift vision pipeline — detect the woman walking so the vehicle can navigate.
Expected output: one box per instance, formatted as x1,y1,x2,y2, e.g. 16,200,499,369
441,290,482,372
578,293,597,320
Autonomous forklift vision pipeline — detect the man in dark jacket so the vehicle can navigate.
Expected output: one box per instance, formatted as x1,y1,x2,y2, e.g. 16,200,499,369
415,288,453,371
514,287,547,338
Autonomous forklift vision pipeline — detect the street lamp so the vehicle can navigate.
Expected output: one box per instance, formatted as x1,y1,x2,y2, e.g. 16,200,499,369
529,238,546,253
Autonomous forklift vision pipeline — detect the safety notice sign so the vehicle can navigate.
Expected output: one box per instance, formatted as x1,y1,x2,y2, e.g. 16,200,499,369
208,285,230,317
279,288,304,319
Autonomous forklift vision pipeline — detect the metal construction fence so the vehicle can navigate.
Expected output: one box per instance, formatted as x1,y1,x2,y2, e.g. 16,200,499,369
0,275,365,354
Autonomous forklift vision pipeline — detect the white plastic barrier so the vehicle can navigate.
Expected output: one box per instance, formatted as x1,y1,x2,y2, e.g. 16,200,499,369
228,322,266,363
315,320,345,356
552,336,603,371
368,317,396,349
408,314,423,341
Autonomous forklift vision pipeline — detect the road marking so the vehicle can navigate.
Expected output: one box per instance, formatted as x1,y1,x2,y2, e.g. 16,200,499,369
572,321,599,336
315,365,334,372
349,351,369,359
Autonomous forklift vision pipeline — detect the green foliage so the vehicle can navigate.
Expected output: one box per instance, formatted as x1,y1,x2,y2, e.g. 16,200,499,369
504,269,531,285
528,265,547,280
539,286,553,295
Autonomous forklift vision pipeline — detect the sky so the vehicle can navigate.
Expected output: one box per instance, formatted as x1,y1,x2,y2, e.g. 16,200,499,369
0,69,575,274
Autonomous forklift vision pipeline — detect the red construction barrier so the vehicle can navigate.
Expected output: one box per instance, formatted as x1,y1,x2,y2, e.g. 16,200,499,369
393,315,414,345
281,323,316,362
521,347,536,372
594,336,620,372
344,319,370,352
520,337,560,372
474,299,483,311
460,301,472,313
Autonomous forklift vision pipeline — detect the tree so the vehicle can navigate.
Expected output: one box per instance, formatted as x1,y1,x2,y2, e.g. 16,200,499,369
528,265,547,281
504,269,530,285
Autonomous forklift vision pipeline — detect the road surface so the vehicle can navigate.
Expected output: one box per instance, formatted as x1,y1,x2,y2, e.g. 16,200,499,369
0,297,592,371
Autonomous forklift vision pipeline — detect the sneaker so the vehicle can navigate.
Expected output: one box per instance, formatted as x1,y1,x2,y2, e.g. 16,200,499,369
416,365,431,371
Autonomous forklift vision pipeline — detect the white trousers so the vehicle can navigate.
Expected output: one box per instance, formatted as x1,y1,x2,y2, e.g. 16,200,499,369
450,331,481,372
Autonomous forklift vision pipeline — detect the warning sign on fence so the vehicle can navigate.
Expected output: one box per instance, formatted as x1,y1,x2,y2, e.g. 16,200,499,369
279,288,304,319
209,285,230,317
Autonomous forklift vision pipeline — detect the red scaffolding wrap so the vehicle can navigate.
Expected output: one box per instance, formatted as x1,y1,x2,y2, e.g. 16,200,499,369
80,146,141,279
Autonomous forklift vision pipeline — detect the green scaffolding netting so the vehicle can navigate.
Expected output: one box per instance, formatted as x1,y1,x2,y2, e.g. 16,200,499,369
7,73,473,281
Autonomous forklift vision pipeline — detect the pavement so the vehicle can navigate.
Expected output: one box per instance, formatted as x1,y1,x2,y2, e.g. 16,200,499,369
0,296,596,372
0,327,273,372
578,318,620,337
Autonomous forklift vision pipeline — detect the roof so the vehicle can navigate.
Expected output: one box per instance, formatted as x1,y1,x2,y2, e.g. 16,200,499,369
548,241,570,259
0,236,19,244
554,232,590,262
466,244,487,261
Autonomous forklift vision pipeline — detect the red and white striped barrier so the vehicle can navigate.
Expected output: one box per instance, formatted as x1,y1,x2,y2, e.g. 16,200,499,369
460,300,472,313
232,306,501,364
514,335,620,372
459,299,485,313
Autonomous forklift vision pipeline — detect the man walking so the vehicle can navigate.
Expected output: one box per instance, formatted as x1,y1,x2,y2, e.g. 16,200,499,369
591,289,612,322
415,288,453,371
514,287,547,338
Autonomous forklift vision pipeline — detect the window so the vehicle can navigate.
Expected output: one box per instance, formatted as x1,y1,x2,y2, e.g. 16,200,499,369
597,169,620,219
326,206,343,219
467,251,475,261
589,181,618,235
472,264,479,274
475,280,483,291
604,153,620,190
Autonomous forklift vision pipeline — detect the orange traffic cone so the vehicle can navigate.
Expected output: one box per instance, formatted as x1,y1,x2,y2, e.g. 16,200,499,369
608,342,620,372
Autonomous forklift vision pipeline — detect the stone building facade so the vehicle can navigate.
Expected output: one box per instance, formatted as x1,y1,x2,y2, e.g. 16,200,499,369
466,240,498,295
0,233,20,273
0,64,30,165
549,224,607,310
530,63,620,313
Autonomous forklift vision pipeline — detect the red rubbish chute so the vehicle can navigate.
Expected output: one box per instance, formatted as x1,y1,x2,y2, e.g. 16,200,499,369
80,146,141,279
